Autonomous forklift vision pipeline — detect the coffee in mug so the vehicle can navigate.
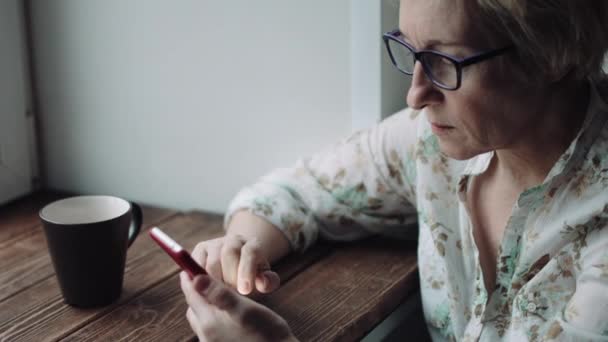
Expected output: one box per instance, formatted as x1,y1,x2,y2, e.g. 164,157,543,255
39,195,142,307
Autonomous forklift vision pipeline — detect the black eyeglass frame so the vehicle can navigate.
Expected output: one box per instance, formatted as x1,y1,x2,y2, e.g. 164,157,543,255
382,29,513,90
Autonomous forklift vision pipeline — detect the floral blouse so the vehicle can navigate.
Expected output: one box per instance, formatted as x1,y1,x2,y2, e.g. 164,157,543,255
225,82,608,341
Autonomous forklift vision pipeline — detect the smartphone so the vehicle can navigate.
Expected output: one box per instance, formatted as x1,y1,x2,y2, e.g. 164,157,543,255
149,227,206,278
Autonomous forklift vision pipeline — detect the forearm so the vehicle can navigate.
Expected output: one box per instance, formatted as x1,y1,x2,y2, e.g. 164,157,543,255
225,210,292,264
223,109,420,256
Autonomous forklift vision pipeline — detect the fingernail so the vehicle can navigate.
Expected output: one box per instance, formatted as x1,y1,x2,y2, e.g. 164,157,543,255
263,274,272,287
194,275,211,293
242,280,251,293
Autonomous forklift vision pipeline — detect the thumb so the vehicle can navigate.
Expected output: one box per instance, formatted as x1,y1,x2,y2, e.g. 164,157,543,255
197,274,243,314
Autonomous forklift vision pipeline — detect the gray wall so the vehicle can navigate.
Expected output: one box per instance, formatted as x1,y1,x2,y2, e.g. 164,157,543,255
381,0,410,119
0,0,36,204
30,0,359,212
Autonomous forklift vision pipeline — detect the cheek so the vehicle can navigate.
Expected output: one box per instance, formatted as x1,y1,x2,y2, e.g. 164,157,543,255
445,93,508,149
446,96,489,136
440,65,534,153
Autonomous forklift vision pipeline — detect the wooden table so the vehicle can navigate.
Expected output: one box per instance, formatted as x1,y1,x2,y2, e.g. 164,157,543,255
0,191,418,342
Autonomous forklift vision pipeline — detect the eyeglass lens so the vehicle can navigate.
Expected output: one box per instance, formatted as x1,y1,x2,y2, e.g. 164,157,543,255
387,39,458,89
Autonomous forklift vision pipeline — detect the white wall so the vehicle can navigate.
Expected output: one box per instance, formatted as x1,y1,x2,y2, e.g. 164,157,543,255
30,0,354,212
350,1,381,130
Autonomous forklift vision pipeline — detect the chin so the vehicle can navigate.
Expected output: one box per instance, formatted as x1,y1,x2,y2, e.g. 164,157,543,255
437,140,482,161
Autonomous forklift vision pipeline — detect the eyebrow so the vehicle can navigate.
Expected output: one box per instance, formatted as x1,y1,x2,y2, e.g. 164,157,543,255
400,30,468,50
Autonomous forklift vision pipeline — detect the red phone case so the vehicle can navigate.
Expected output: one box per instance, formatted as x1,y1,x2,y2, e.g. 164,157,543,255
149,227,206,278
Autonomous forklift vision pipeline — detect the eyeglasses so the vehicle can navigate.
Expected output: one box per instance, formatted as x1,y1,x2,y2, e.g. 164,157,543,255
382,29,512,90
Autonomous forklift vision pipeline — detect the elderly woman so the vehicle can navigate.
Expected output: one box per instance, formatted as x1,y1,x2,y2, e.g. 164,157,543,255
180,0,608,340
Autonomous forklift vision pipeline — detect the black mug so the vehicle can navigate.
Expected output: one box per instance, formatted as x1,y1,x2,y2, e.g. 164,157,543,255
39,195,142,308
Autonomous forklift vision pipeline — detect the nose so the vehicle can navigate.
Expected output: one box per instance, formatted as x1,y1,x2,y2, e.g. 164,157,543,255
406,62,442,110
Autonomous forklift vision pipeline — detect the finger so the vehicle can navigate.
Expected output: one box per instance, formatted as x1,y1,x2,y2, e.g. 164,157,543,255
180,271,200,306
237,239,264,294
191,242,208,268
205,243,223,281
254,270,281,293
193,274,293,341
179,271,192,301
186,307,201,338
220,235,245,287
238,305,293,341
180,272,213,318
200,274,244,314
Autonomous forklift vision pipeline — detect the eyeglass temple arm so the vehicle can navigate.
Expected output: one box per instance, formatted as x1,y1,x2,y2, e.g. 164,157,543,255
459,46,513,67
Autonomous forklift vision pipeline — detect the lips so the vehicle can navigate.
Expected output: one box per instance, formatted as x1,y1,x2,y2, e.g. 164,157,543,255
431,123,454,129
430,122,455,135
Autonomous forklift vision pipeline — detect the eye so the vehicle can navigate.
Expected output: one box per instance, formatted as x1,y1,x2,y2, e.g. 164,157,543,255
423,54,452,69
438,57,453,66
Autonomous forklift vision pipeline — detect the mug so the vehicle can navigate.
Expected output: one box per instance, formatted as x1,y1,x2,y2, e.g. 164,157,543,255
39,195,142,308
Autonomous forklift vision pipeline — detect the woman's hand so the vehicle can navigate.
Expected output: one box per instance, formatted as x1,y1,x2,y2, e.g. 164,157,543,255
191,234,281,295
180,272,297,342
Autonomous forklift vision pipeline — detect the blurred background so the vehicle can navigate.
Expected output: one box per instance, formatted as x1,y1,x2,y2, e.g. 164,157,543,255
1,0,410,211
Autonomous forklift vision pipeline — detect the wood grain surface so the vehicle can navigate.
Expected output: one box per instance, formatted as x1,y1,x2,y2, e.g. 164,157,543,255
0,191,418,342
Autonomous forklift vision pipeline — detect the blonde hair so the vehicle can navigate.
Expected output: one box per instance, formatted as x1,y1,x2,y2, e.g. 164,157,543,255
472,0,608,84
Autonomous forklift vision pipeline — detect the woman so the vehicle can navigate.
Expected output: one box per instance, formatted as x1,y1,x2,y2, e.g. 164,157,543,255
181,0,608,340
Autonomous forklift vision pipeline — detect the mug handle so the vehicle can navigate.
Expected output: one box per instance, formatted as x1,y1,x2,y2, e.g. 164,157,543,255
127,202,143,248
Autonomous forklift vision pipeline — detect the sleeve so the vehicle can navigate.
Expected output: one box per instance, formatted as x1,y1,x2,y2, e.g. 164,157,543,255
543,218,608,341
223,107,423,252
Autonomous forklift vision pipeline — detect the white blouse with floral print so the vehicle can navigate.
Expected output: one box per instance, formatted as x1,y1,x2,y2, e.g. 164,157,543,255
225,82,608,341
